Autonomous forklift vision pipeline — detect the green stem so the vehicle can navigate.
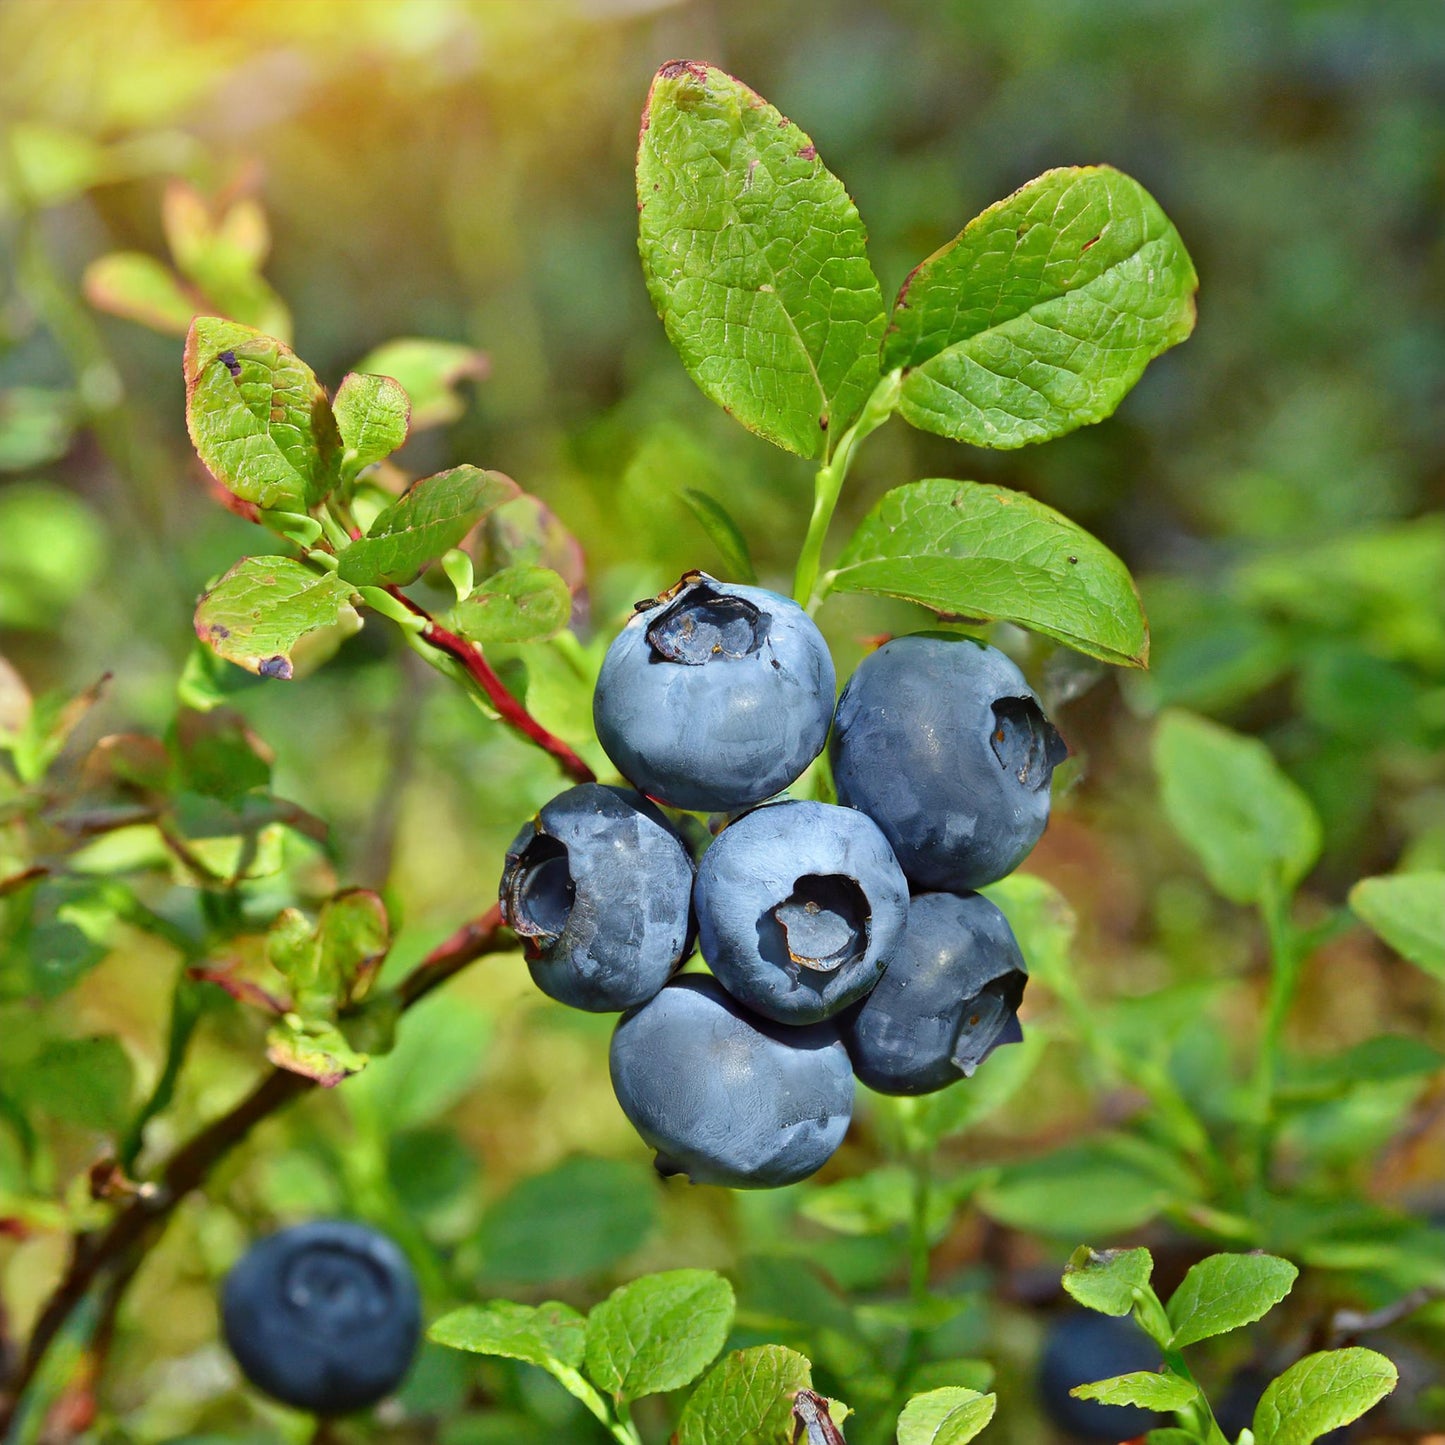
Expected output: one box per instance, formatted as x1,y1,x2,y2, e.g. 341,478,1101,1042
792,370,901,609
550,1365,640,1445
1249,879,1301,1185
119,965,202,1169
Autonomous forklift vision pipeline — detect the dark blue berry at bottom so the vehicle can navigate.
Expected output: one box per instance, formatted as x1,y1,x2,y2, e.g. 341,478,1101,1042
222,1220,421,1415
1038,1312,1165,1441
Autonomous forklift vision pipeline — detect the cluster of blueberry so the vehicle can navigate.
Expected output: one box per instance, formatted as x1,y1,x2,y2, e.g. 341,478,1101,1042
500,574,1067,1189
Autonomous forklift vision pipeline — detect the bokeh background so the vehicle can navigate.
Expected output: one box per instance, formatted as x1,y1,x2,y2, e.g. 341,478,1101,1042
2,1,1444,1441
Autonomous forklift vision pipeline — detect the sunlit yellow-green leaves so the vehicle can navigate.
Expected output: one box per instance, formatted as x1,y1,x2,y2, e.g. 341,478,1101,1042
827,480,1149,666
884,167,1197,448
184,318,340,511
638,61,885,459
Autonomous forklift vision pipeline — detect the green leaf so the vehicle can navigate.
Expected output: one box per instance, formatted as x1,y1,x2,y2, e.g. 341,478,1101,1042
905,1026,1046,1145
1146,1431,1201,1445
266,890,390,1015
83,252,197,334
977,1136,1195,1238
352,339,489,429
1252,1348,1396,1445
334,372,411,482
1061,1246,1154,1317
449,564,572,646
827,480,1148,667
799,1166,954,1239
429,1299,587,1371
1153,711,1323,905
1349,873,1445,980
584,1268,735,1404
7,1035,133,1131
0,388,77,473
678,489,758,585
1165,1253,1297,1349
1071,1373,1195,1411
637,60,886,459
477,1157,659,1284
0,481,107,627
883,166,1197,449
194,556,357,681
339,466,519,588
265,1017,369,1087
184,318,339,510
896,1387,996,1445
676,1344,815,1445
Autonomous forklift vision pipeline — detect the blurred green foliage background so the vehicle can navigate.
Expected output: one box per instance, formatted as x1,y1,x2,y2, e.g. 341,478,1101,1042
2,1,1444,1441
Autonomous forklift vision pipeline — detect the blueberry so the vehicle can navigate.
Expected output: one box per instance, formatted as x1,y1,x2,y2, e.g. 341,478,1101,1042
693,800,909,1024
1038,1312,1165,1441
592,573,836,812
831,636,1066,891
840,892,1027,1094
221,1220,421,1415
609,974,854,1188
499,784,695,1012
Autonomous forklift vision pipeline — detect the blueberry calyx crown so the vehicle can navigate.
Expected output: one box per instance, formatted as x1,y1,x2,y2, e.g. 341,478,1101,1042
990,695,1068,791
950,981,1026,1076
644,575,768,664
770,873,871,974
501,830,575,955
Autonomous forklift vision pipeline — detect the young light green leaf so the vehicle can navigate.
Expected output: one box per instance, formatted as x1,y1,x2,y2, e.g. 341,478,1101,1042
678,488,759,584
333,372,411,482
584,1268,735,1404
353,338,489,429
884,166,1197,449
83,252,197,334
449,564,572,646
897,1386,996,1445
677,1344,815,1445
1349,873,1445,981
265,1017,368,1087
1061,1246,1154,1317
826,480,1148,666
1166,1253,1298,1349
1252,1348,1396,1445
638,60,886,459
1153,711,1322,905
194,556,356,680
1071,1373,1196,1411
338,466,519,588
184,318,339,510
429,1299,587,1371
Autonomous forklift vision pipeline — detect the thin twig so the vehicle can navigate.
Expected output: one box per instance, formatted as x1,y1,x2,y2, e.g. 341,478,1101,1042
0,908,514,1431
384,586,594,785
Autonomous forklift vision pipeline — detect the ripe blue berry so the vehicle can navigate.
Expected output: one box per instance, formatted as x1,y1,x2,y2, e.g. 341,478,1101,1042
499,784,695,1012
831,636,1066,891
694,800,909,1024
221,1220,421,1416
593,573,836,812
609,974,854,1188
840,891,1026,1095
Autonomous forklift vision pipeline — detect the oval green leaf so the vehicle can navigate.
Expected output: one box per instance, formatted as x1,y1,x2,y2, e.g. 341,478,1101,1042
184,317,339,511
677,1344,815,1445
826,479,1148,666
1165,1252,1298,1349
884,166,1197,449
897,1387,997,1445
334,371,411,482
638,60,886,459
1252,1348,1397,1445
1349,873,1445,981
194,556,356,681
449,564,572,647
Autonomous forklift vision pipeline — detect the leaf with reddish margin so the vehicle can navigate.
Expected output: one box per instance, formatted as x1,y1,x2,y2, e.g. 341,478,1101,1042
184,317,339,510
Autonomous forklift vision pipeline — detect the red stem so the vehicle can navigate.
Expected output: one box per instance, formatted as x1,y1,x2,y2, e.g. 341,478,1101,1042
384,586,594,786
